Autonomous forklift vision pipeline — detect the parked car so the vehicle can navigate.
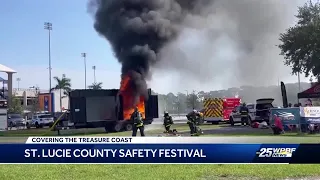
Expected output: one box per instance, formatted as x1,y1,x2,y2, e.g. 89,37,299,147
246,103,256,122
254,98,274,124
31,114,54,128
229,105,242,126
229,99,274,125
7,114,26,129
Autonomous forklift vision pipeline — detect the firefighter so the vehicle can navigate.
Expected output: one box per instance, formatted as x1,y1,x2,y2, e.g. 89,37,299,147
163,111,174,133
131,107,145,137
195,111,204,135
186,110,198,136
240,102,249,126
196,111,204,125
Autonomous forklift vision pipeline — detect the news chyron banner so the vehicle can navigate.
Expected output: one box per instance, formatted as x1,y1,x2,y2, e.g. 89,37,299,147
0,137,319,164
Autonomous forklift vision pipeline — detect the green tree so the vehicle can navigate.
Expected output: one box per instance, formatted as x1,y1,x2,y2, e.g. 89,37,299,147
51,74,71,112
8,95,23,114
186,91,201,110
278,1,320,78
88,82,103,90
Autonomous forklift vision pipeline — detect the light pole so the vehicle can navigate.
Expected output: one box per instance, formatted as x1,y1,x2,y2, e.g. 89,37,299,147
185,90,189,111
92,65,96,84
16,78,21,90
192,90,197,110
298,72,301,92
44,22,52,92
81,53,87,89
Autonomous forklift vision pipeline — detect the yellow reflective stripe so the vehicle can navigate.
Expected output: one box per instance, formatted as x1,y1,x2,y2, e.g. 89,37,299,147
203,98,223,117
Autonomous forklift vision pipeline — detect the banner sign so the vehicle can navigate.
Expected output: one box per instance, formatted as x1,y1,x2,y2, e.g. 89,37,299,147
300,107,320,124
0,137,319,164
270,108,300,125
38,93,55,112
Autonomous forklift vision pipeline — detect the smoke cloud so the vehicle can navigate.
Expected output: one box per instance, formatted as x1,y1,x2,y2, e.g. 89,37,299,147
89,0,304,96
89,0,208,101
157,0,304,91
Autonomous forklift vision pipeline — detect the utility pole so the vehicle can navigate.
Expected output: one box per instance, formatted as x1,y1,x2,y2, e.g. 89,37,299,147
81,53,87,89
192,90,196,110
16,78,21,90
92,66,96,84
298,62,302,92
44,22,52,92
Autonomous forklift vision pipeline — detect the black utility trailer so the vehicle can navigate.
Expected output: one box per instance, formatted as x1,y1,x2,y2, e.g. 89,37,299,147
68,88,158,132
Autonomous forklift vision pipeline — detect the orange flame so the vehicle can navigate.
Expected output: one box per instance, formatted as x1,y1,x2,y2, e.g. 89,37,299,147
119,74,145,120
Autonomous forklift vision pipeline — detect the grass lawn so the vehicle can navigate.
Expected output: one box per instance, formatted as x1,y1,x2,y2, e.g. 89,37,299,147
0,124,219,137
1,124,320,179
1,164,320,180
0,124,319,144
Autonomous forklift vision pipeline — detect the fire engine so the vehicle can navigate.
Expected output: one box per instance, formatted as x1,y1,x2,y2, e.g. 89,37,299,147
202,97,241,124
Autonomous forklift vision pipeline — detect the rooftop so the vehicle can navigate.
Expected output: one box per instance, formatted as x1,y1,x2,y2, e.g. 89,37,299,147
0,64,17,73
0,77,7,83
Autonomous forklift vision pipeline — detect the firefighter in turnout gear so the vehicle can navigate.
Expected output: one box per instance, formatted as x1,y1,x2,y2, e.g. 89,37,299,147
196,111,204,125
163,111,173,133
240,102,249,126
195,111,204,135
131,107,145,137
186,110,202,136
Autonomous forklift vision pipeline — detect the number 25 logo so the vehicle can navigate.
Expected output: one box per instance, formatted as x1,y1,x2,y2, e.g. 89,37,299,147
259,148,272,157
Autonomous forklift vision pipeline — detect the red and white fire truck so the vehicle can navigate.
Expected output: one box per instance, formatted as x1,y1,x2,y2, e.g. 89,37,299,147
201,97,241,124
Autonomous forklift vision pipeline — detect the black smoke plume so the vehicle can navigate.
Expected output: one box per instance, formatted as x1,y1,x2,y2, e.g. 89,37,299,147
89,0,206,105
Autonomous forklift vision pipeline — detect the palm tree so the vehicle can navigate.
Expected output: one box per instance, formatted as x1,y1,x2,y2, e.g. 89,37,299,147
51,74,71,111
88,82,103,90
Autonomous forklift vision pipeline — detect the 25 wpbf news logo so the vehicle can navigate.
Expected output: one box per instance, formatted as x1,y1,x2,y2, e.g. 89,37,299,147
256,148,296,158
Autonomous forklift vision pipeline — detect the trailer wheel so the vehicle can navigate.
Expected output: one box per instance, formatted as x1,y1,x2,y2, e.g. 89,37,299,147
114,123,123,132
125,124,133,131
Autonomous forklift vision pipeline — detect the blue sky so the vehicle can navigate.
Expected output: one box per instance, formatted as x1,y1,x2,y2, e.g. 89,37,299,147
0,0,310,94
0,0,123,91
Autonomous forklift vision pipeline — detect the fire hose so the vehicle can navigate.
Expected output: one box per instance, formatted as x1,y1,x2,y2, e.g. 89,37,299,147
42,111,68,135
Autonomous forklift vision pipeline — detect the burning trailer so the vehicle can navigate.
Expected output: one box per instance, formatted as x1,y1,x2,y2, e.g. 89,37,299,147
68,88,158,132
